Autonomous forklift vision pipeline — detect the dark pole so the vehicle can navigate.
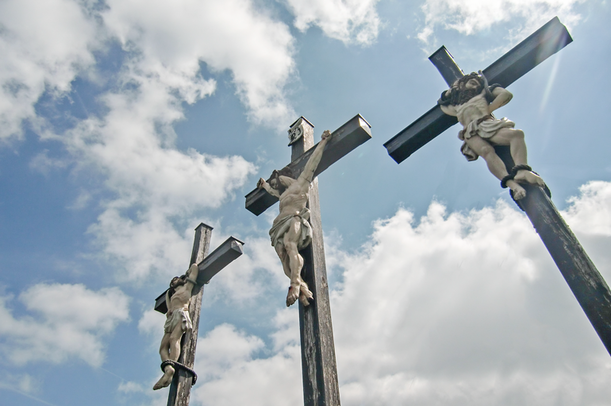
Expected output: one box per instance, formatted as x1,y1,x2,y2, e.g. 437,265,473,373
289,117,341,406
166,223,213,406
497,151,611,355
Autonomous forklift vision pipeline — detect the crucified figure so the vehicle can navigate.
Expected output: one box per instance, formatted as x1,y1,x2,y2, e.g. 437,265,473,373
438,71,546,199
257,130,331,307
153,263,199,390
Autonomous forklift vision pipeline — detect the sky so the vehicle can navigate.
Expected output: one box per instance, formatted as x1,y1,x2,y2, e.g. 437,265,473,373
1,0,611,405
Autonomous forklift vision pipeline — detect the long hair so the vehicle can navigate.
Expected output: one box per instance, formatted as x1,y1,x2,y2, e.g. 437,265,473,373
168,275,187,299
269,167,293,195
438,72,495,106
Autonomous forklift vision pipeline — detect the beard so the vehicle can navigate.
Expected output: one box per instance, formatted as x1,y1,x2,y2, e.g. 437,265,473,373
455,87,482,105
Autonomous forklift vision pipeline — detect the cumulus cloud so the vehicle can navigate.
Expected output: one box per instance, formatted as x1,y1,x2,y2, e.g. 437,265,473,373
0,0,304,282
330,184,611,405
102,0,296,126
418,0,585,45
0,283,129,367
181,181,611,405
192,321,302,406
0,0,98,142
284,0,381,45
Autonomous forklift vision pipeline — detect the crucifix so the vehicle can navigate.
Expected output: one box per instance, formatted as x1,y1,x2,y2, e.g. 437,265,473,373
245,114,371,405
383,17,611,355
152,223,244,406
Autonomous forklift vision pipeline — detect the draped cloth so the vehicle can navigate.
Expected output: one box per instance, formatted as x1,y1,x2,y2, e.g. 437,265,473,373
269,207,312,250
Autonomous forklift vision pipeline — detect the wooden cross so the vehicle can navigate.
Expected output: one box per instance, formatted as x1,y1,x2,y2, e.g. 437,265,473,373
153,223,244,406
245,114,371,405
383,17,611,356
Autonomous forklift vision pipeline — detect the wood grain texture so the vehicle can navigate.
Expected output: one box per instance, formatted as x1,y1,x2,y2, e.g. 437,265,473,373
292,125,341,406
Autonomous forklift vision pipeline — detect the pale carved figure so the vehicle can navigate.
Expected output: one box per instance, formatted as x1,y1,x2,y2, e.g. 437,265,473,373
438,71,545,200
153,263,199,390
257,130,331,307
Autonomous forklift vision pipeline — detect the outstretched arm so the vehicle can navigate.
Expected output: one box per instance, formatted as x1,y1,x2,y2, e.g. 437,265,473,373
185,263,199,287
488,87,513,113
299,130,331,183
257,178,281,198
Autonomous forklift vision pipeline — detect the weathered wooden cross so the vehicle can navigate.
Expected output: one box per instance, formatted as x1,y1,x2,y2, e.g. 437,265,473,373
383,17,611,355
245,114,371,405
153,223,244,406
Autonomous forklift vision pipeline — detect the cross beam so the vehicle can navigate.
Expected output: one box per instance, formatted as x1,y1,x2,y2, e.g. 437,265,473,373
384,16,572,163
245,114,372,215
154,236,245,314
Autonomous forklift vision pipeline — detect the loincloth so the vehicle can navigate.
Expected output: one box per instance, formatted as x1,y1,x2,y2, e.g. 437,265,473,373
164,308,193,334
459,115,515,161
269,208,312,250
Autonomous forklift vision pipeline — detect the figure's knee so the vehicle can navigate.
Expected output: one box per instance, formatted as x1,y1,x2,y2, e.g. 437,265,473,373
478,144,496,160
283,241,299,255
511,129,525,140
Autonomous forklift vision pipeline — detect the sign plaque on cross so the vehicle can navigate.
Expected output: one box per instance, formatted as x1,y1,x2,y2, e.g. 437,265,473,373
153,223,244,406
383,17,611,356
245,114,371,406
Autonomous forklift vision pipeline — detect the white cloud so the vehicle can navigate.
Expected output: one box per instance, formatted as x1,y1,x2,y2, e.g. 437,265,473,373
192,322,302,406
418,0,585,45
0,0,301,282
0,283,130,367
284,0,381,45
329,185,611,405
138,308,165,337
0,0,98,142
102,0,296,126
181,181,611,405
202,235,288,305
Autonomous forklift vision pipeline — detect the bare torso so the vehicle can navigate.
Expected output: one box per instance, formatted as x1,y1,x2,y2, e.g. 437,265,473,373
454,92,489,127
168,284,192,313
273,177,309,225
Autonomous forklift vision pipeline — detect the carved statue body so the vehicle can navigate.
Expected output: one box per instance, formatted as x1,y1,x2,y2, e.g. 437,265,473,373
258,130,331,307
153,264,199,390
439,72,545,199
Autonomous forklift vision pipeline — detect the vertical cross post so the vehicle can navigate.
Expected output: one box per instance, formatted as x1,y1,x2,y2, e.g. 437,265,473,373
291,118,341,406
383,17,611,355
245,114,372,405
154,224,244,406
167,223,211,406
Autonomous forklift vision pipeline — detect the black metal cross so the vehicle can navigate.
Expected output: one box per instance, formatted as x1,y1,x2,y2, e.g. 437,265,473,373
383,17,611,356
245,114,371,406
154,224,244,406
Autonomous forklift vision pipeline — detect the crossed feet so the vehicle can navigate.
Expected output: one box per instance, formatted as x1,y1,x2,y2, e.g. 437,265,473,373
153,364,175,390
286,282,313,307
506,168,546,200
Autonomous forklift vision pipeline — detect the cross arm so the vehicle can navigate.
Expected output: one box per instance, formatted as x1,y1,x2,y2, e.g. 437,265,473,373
245,114,372,215
384,16,572,164
154,236,244,314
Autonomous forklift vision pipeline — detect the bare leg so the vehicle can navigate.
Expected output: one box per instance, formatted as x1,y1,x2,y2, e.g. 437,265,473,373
489,128,545,186
274,243,292,280
153,326,185,390
282,219,312,307
465,135,527,199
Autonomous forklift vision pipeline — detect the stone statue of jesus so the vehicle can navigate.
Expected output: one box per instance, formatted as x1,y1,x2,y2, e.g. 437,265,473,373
153,263,199,390
257,130,331,307
438,71,545,199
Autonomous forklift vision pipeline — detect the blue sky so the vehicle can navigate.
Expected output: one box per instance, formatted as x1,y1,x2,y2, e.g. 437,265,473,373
1,0,611,405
